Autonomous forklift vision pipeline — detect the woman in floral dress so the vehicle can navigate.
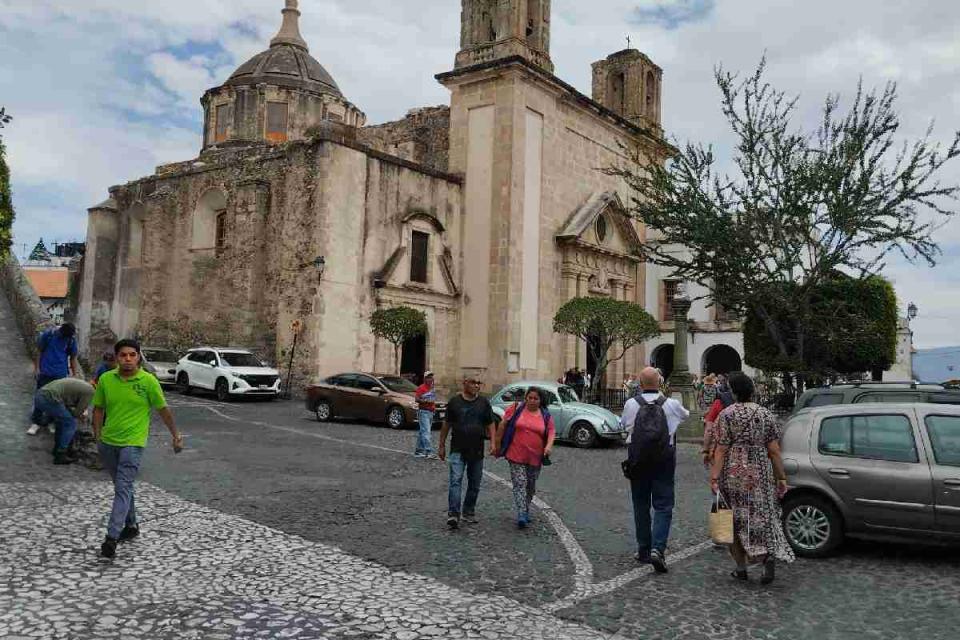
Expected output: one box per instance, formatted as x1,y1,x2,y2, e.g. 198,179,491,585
710,372,794,584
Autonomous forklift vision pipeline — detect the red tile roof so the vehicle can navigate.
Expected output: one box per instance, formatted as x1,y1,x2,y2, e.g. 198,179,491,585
24,268,69,299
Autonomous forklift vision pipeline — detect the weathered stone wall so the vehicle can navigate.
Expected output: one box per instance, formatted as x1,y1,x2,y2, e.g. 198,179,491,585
88,128,463,396
358,106,451,174
0,256,54,359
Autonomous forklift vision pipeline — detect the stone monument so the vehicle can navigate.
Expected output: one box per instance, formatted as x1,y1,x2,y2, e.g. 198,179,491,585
668,286,703,439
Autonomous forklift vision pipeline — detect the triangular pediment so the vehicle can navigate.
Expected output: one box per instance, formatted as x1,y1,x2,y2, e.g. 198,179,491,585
556,191,643,258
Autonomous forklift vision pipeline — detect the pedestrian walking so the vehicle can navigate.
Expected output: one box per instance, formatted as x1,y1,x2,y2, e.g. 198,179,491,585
92,351,117,384
414,371,438,458
620,366,690,573
710,372,794,584
28,323,79,435
701,379,736,467
92,339,183,559
33,378,95,465
700,373,718,410
437,376,496,529
495,387,556,529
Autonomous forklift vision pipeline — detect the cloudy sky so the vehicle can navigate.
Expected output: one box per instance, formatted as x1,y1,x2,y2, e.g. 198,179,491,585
1,0,959,348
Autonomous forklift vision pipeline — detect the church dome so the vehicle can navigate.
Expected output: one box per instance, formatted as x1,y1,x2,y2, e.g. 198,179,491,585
227,44,342,97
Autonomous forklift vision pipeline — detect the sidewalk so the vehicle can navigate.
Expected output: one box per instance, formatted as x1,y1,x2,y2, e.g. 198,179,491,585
0,291,611,639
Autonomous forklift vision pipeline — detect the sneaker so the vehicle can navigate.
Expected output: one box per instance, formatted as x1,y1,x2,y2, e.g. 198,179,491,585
650,549,668,574
26,424,41,436
100,537,118,559
634,551,651,564
47,424,56,435
414,452,427,458
52,449,74,465
461,513,478,524
446,514,460,529
119,525,140,542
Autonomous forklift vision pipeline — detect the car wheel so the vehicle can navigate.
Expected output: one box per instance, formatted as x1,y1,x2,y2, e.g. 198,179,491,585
177,373,192,396
386,405,406,429
315,400,332,422
782,493,844,558
215,378,230,403
570,421,598,448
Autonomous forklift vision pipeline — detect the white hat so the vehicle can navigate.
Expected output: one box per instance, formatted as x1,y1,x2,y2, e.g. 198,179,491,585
424,371,434,378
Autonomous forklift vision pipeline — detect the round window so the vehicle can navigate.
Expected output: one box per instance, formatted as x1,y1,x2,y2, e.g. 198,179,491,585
595,215,608,243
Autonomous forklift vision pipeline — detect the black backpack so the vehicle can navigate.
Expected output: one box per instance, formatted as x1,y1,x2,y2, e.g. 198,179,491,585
622,395,670,478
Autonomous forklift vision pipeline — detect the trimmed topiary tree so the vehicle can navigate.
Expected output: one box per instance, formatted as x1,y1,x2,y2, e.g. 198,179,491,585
370,306,428,374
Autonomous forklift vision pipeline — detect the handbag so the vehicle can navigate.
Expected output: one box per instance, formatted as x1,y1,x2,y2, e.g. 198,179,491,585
709,491,734,545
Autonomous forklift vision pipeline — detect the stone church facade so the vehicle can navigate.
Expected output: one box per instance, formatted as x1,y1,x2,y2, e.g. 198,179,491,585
78,0,713,393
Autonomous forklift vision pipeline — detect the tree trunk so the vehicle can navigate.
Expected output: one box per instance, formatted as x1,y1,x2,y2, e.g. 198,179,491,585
394,343,400,375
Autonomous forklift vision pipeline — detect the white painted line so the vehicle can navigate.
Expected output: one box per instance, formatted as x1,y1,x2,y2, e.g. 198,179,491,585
168,398,713,610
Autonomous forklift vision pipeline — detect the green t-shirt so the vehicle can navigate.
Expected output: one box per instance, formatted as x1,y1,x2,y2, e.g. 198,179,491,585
93,368,167,447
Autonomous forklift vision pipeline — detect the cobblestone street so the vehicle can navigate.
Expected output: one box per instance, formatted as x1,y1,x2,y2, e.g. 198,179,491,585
2,290,960,639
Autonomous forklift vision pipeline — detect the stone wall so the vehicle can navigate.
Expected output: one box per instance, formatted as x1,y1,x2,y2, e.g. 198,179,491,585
0,256,54,359
358,106,451,174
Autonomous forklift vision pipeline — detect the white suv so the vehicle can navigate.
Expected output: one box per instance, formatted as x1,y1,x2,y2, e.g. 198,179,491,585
175,347,281,401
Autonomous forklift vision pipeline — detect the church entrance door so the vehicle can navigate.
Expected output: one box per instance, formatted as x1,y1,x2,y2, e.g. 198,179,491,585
400,334,427,384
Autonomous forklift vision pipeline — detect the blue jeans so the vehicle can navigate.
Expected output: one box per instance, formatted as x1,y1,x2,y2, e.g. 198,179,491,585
415,410,435,455
98,444,144,539
33,391,77,451
447,452,484,516
630,447,676,555
31,373,63,424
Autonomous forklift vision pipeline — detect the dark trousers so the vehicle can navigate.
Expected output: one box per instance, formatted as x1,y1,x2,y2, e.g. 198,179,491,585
630,447,677,555
31,373,64,424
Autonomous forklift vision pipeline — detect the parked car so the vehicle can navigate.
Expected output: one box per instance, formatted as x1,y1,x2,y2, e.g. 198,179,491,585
780,403,960,557
793,381,960,413
306,372,446,429
175,347,280,401
489,381,625,448
141,347,179,385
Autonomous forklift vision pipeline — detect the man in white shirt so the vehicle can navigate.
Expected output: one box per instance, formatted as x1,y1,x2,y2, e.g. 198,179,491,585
619,367,690,573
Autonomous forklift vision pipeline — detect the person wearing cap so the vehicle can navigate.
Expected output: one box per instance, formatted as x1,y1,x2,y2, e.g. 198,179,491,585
414,371,438,458
28,323,80,436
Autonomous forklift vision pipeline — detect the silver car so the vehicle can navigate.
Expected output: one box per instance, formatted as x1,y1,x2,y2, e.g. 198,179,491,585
489,381,626,448
781,403,960,557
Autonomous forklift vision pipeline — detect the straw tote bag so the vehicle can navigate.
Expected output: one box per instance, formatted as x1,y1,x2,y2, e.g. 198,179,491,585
709,491,734,545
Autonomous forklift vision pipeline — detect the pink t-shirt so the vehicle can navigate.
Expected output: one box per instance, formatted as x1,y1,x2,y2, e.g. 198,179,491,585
503,405,555,467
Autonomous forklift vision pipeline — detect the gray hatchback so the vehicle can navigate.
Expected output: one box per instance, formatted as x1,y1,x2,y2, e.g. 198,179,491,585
780,403,960,557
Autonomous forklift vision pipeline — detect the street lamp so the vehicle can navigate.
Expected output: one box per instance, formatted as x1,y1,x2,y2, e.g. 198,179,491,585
907,302,918,322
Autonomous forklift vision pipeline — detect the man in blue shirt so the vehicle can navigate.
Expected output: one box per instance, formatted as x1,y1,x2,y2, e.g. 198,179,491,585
28,323,80,435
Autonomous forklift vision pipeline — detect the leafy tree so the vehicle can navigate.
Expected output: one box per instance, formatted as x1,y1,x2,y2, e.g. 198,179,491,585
0,107,13,261
606,59,960,387
744,274,898,380
553,297,660,394
370,306,428,374
29,238,51,261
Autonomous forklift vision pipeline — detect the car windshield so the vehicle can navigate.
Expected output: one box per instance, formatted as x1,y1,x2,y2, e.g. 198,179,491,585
219,352,263,367
558,386,579,403
143,349,177,363
378,376,418,393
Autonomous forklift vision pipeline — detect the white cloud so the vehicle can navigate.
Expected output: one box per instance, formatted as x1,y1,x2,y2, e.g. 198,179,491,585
3,0,960,344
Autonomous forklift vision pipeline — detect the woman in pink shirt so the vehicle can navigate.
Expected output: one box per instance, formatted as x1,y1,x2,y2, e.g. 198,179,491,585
496,387,556,529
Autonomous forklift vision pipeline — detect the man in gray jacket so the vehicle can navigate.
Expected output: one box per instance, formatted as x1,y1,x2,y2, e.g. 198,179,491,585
33,378,95,465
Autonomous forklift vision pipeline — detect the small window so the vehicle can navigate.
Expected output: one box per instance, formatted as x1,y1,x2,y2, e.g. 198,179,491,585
595,215,608,244
855,392,923,404
925,415,960,466
214,210,226,256
410,231,429,283
807,393,843,408
819,414,918,463
661,280,679,321
215,104,231,143
266,102,288,144
354,376,381,392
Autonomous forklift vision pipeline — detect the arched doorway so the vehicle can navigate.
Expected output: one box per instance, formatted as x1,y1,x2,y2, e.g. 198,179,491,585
703,345,742,375
400,333,427,383
651,344,674,380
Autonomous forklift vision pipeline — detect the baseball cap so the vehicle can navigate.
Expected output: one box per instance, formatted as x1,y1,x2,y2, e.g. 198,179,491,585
424,371,434,378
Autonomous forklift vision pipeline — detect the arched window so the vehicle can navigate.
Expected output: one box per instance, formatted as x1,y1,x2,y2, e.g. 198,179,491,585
646,71,658,118
192,189,227,251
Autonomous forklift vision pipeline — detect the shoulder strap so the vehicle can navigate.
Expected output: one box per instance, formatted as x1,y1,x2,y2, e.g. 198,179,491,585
655,395,668,407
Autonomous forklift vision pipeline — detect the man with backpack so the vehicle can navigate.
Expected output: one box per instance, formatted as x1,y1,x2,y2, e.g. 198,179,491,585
620,367,689,573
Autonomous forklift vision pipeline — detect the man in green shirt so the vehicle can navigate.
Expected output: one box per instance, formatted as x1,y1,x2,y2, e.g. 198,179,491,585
34,378,95,465
92,339,183,559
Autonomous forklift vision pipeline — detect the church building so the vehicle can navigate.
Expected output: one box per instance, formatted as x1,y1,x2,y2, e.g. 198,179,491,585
77,0,744,392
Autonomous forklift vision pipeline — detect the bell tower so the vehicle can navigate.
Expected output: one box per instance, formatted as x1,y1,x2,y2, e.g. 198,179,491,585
456,0,553,73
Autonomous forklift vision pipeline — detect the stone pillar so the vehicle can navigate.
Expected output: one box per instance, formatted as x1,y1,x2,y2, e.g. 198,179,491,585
669,296,702,439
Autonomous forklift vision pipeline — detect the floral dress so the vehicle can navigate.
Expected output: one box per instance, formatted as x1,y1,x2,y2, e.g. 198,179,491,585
716,403,795,563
